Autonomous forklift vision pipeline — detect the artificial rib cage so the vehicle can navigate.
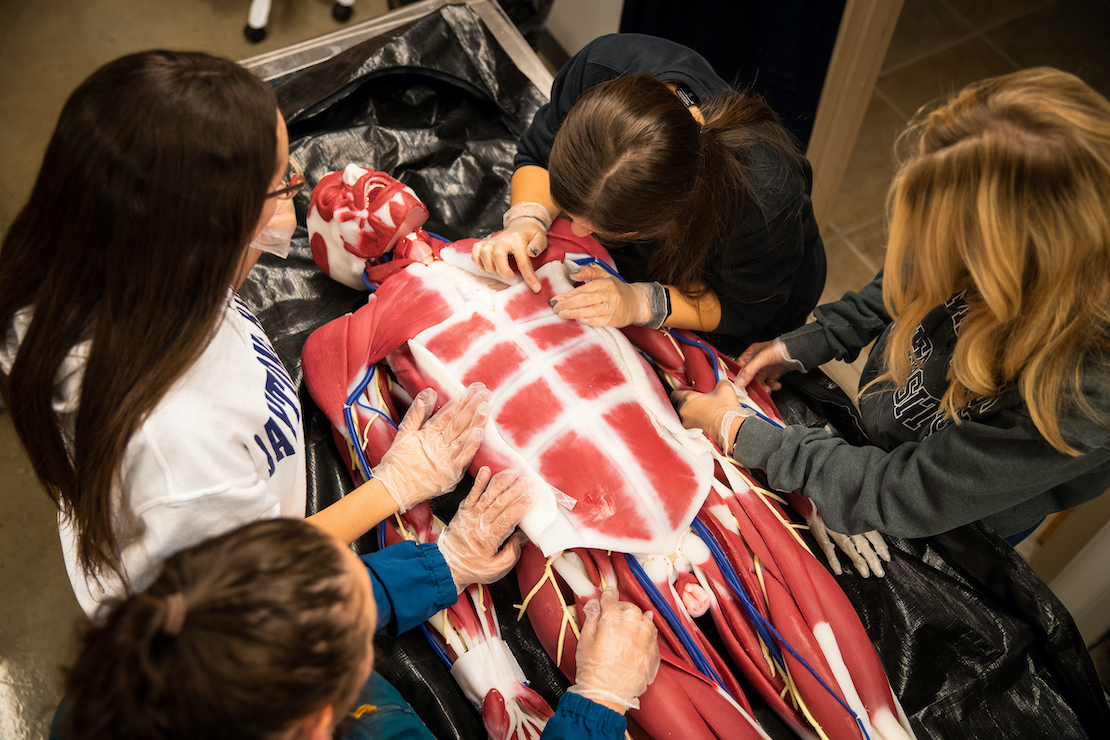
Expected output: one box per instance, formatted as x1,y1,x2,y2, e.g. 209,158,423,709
301,168,918,740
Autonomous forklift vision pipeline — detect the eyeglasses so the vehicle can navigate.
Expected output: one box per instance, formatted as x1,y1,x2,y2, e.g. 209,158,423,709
266,159,305,200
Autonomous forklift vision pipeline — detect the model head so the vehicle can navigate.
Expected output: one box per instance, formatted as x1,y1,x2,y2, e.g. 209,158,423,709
59,519,374,740
882,67,1110,451
0,50,282,582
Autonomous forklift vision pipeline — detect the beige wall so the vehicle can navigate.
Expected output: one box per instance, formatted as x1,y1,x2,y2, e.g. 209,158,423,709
544,0,623,56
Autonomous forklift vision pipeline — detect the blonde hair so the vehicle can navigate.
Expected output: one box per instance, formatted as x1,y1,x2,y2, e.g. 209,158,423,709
880,67,1110,455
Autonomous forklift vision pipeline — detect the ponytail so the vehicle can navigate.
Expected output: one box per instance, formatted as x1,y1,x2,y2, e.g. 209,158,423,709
59,519,370,740
548,74,807,300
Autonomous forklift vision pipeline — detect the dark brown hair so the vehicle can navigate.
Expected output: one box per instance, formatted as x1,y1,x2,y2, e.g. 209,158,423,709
0,50,278,583
548,74,806,300
60,518,370,740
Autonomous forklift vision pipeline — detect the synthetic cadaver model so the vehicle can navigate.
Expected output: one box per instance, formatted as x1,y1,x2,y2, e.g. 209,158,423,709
301,165,917,740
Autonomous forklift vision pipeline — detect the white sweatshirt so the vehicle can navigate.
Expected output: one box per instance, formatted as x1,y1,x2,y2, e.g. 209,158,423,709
4,292,306,618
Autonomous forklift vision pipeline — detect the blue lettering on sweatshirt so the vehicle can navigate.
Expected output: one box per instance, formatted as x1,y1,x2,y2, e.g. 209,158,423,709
235,299,302,478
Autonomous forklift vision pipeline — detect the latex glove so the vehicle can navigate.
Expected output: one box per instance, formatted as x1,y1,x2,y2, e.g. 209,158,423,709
736,337,806,392
550,264,664,328
250,197,297,258
671,379,755,455
805,500,890,578
372,383,490,513
472,202,552,292
568,587,660,714
437,467,532,592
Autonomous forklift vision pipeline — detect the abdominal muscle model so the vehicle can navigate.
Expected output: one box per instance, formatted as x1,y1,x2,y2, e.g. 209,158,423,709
301,166,916,740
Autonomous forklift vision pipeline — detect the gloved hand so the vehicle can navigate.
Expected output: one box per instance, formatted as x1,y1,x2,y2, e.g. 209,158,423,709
472,202,552,292
250,197,297,258
437,467,532,592
804,499,890,578
550,264,668,328
736,337,806,392
671,379,755,455
568,587,660,714
372,383,490,513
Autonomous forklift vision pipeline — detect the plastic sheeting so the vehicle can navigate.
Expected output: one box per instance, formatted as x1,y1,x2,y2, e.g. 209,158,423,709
239,7,1110,738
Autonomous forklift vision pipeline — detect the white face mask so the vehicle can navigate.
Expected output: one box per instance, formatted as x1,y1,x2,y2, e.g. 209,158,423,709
250,197,296,259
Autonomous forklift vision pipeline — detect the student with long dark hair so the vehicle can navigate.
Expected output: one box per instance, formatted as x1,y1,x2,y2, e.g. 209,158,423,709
0,50,490,618
472,34,825,356
57,509,660,740
675,68,1110,547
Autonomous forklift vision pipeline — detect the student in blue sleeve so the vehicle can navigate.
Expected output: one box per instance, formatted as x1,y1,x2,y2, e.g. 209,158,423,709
54,469,660,740
674,68,1110,550
472,33,825,357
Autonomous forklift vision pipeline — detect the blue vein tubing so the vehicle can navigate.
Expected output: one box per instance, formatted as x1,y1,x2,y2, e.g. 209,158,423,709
570,255,625,281
622,553,732,698
343,365,380,480
689,517,872,740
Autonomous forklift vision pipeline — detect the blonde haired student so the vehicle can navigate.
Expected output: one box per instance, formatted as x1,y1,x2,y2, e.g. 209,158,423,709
675,67,1110,548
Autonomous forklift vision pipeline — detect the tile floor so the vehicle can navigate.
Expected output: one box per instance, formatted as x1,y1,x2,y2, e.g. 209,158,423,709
1,0,1109,737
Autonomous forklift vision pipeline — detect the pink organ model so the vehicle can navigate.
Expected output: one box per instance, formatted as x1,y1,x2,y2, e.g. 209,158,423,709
301,166,917,740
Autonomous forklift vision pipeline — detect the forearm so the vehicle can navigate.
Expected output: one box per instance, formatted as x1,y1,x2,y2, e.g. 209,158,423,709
663,284,721,332
510,166,558,220
306,478,399,545
782,271,889,370
732,412,1095,538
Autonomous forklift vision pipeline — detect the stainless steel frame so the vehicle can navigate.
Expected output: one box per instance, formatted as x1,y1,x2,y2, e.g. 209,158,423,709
240,0,553,97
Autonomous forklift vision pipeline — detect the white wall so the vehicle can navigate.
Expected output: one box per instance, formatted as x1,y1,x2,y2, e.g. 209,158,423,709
545,0,624,56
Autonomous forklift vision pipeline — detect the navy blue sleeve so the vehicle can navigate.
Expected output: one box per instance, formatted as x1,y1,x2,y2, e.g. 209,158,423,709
360,541,458,636
541,692,627,740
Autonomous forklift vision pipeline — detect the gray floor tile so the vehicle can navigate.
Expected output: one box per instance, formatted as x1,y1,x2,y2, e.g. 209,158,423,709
939,0,1060,31
882,0,974,73
876,36,1017,119
826,94,906,234
841,218,889,275
986,0,1110,98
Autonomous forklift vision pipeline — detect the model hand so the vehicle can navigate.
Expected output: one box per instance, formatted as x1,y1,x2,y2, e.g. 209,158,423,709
372,383,490,513
735,338,805,392
550,265,653,328
568,587,660,714
472,203,551,292
805,500,890,578
671,379,754,455
437,467,532,592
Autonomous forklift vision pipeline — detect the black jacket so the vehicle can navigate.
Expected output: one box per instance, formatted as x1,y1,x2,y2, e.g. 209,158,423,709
516,33,826,355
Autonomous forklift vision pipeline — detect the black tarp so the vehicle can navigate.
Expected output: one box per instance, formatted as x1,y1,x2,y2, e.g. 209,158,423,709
239,7,1110,738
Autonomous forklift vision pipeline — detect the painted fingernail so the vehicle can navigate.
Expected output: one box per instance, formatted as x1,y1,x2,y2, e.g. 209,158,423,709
548,299,558,308
530,247,541,257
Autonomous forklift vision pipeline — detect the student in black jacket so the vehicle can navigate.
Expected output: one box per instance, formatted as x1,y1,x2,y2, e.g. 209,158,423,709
472,34,825,356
